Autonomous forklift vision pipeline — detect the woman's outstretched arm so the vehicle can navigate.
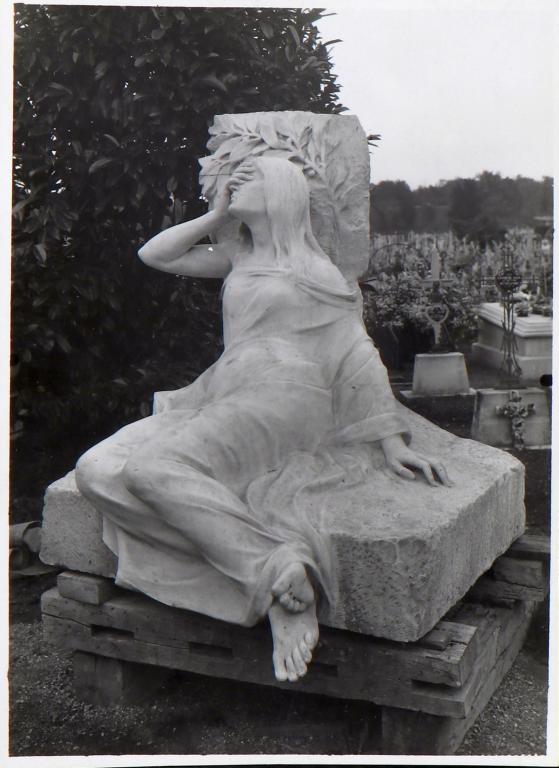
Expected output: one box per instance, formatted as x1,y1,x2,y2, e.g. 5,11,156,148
138,187,232,278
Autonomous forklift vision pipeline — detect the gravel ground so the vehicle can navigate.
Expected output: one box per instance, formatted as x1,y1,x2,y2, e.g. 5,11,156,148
9,585,550,758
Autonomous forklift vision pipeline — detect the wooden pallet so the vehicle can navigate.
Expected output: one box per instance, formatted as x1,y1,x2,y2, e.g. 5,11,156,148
41,532,549,755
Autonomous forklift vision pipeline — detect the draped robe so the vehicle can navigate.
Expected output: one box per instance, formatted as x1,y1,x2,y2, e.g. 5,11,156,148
76,264,409,625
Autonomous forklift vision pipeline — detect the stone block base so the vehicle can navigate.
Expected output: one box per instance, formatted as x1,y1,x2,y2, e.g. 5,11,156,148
40,405,525,642
40,473,117,578
471,388,551,448
472,342,551,386
411,353,472,396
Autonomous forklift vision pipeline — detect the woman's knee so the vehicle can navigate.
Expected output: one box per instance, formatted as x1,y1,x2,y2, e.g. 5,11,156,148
75,445,115,498
122,444,208,502
121,449,163,501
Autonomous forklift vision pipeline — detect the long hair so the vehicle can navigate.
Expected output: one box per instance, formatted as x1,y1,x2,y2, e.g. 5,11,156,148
249,157,355,298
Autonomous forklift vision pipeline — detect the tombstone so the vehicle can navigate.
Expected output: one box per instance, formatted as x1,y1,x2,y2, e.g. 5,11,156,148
402,243,474,402
472,302,552,386
471,387,551,448
40,112,525,653
470,239,552,449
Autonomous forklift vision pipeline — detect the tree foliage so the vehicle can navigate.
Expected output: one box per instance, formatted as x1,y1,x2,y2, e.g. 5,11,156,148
369,180,416,233
11,4,343,493
371,173,553,239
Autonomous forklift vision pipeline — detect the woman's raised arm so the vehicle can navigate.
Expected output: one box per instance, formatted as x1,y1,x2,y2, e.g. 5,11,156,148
138,186,232,278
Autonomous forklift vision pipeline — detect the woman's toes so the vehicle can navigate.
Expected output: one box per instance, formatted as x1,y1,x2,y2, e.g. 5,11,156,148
304,630,318,650
279,593,295,611
279,592,305,613
285,656,298,682
292,647,307,677
273,651,288,682
299,638,312,663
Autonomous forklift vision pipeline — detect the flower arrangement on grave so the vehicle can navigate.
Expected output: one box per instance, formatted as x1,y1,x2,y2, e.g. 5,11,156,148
361,237,478,358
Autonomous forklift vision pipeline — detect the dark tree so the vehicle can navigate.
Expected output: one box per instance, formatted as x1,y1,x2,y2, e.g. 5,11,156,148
370,180,415,234
11,4,343,499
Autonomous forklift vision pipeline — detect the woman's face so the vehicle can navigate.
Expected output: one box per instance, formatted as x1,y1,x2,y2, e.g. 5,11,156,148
228,163,266,222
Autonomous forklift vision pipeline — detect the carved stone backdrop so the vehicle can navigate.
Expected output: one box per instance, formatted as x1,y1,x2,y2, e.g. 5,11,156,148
199,111,371,282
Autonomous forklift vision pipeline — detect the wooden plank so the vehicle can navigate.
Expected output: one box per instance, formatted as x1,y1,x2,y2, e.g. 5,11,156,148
43,613,365,704
72,650,170,705
467,576,546,603
44,588,534,718
41,587,478,690
401,601,534,720
58,571,115,606
417,627,451,651
380,601,536,754
491,557,544,588
42,600,483,718
42,588,271,660
508,533,550,562
447,601,531,660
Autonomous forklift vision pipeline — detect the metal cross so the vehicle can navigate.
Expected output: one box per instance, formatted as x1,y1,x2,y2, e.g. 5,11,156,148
420,243,453,350
494,240,524,389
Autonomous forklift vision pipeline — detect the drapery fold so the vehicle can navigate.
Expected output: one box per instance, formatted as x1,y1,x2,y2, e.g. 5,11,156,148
76,265,409,626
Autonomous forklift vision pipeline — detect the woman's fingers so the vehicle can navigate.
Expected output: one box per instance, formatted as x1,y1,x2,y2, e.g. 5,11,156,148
231,171,253,183
412,455,453,487
236,160,256,173
389,461,415,481
228,174,253,193
410,458,437,486
428,459,454,487
387,447,453,488
422,462,438,486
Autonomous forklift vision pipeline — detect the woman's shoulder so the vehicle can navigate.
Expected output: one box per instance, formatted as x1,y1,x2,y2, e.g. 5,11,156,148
302,258,358,300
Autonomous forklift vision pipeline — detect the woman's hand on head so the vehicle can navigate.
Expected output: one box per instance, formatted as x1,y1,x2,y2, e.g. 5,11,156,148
380,434,453,487
211,162,256,217
212,182,233,218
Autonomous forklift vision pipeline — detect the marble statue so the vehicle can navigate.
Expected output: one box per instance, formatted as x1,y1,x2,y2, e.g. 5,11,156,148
75,145,452,685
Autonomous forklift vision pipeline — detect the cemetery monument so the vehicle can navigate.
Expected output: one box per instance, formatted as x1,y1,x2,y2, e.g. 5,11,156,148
41,113,526,690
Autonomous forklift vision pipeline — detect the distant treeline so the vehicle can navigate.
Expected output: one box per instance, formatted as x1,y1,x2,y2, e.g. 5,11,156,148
370,172,553,241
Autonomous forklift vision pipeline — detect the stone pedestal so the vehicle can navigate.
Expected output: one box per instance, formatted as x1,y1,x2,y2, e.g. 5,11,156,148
471,388,551,448
404,352,474,398
472,303,552,385
40,405,525,642
40,474,117,577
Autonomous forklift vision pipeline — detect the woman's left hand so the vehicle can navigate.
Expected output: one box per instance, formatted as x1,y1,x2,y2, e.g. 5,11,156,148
381,434,453,487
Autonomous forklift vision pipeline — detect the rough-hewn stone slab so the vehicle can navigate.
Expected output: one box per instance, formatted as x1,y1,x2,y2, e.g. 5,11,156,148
39,404,524,642
40,473,117,577
199,111,371,282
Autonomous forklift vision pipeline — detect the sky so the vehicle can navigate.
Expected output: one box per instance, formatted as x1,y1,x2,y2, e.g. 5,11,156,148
318,0,556,188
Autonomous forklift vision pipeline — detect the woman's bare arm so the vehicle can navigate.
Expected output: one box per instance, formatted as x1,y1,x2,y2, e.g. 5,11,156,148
138,182,236,278
138,208,232,278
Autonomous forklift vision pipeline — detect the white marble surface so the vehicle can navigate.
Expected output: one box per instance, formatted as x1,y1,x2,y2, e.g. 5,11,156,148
41,116,526,677
477,302,552,337
42,410,525,642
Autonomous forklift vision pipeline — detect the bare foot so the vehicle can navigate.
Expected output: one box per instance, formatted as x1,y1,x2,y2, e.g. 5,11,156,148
268,600,319,682
271,562,314,613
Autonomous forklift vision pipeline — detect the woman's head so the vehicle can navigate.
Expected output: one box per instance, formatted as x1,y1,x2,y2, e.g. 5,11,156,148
228,156,328,274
